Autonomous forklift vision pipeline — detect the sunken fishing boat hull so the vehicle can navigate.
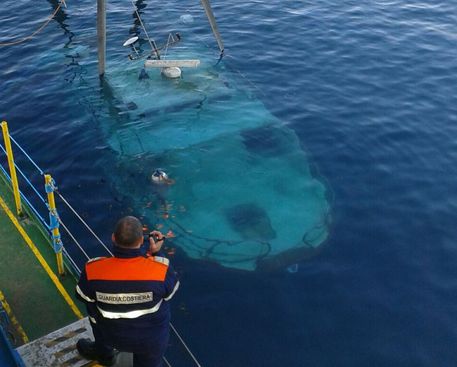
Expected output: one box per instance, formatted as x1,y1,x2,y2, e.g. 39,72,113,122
99,14,331,271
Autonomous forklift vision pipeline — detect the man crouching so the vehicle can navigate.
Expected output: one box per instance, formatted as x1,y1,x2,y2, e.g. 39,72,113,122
75,216,179,367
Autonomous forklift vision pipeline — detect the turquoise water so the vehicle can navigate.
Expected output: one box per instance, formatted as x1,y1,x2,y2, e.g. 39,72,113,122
2,0,457,366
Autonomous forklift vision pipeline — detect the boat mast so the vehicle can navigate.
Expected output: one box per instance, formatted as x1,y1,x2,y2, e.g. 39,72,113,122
97,0,106,76
97,0,224,76
200,0,224,54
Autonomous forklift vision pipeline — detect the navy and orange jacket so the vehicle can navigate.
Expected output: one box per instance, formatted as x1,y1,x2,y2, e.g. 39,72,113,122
76,246,179,335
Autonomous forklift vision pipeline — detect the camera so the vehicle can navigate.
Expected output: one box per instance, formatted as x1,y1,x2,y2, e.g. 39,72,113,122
144,233,165,242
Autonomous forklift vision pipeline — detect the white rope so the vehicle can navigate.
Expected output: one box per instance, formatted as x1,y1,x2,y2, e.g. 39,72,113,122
170,323,202,367
163,356,172,367
62,247,82,275
58,218,91,260
224,54,266,97
54,190,113,256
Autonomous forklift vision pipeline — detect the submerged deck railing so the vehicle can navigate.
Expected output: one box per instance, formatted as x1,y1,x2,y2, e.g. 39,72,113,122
0,120,202,367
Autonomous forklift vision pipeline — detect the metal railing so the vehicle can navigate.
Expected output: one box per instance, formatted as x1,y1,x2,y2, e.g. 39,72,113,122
0,120,202,367
0,120,113,277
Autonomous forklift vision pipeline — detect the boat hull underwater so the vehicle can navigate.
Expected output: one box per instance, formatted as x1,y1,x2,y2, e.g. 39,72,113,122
99,30,331,271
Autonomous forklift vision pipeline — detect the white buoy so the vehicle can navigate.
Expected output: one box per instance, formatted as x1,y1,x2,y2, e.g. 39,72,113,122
123,36,140,59
180,14,194,24
161,67,182,79
123,36,139,46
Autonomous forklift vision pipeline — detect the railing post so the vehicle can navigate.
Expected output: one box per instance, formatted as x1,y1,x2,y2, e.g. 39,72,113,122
44,174,65,276
1,121,22,216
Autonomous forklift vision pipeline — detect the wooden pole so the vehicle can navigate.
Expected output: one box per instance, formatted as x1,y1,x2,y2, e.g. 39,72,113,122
97,0,106,77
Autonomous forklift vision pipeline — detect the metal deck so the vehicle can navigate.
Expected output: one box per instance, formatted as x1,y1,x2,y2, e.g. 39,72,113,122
0,171,80,343
0,170,139,366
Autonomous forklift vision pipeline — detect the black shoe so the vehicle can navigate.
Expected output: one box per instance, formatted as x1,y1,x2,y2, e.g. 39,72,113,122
76,338,118,366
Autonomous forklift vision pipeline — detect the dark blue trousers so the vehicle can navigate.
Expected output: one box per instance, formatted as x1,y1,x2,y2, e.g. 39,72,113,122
90,320,169,367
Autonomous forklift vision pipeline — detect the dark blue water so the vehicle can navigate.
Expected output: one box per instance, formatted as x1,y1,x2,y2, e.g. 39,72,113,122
2,0,457,366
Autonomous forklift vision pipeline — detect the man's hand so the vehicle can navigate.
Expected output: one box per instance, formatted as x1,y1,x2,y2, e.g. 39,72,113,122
149,230,165,254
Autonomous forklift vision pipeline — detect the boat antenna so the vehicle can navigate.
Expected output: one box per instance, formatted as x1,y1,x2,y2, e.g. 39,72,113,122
130,0,161,59
200,0,224,56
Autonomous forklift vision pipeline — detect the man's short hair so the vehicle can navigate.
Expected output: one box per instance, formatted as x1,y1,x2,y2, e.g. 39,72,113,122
114,216,143,248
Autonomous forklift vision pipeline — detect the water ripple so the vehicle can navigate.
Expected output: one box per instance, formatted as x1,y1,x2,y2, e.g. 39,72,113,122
1,0,457,365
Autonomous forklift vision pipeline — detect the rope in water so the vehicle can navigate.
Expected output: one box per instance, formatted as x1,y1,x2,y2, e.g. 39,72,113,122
0,1,65,47
167,216,272,264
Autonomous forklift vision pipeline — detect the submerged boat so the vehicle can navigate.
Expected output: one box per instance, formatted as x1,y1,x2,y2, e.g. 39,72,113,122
98,1,331,271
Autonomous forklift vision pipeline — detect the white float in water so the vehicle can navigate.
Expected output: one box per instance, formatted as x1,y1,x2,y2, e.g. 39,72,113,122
161,67,182,79
123,36,139,46
145,59,200,68
123,36,140,59
145,60,199,79
180,14,194,24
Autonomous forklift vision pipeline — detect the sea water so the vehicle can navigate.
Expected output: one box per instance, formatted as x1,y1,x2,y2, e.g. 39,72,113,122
1,0,457,366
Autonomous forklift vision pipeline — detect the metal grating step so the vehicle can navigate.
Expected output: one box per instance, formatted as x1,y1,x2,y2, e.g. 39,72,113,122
16,318,134,367
17,318,94,367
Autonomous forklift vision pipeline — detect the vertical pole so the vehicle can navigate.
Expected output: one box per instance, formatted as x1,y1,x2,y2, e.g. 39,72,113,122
1,121,22,216
97,0,106,77
44,174,65,276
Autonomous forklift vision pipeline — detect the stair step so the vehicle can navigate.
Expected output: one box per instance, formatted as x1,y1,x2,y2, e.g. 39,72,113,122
17,318,94,367
17,318,135,367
